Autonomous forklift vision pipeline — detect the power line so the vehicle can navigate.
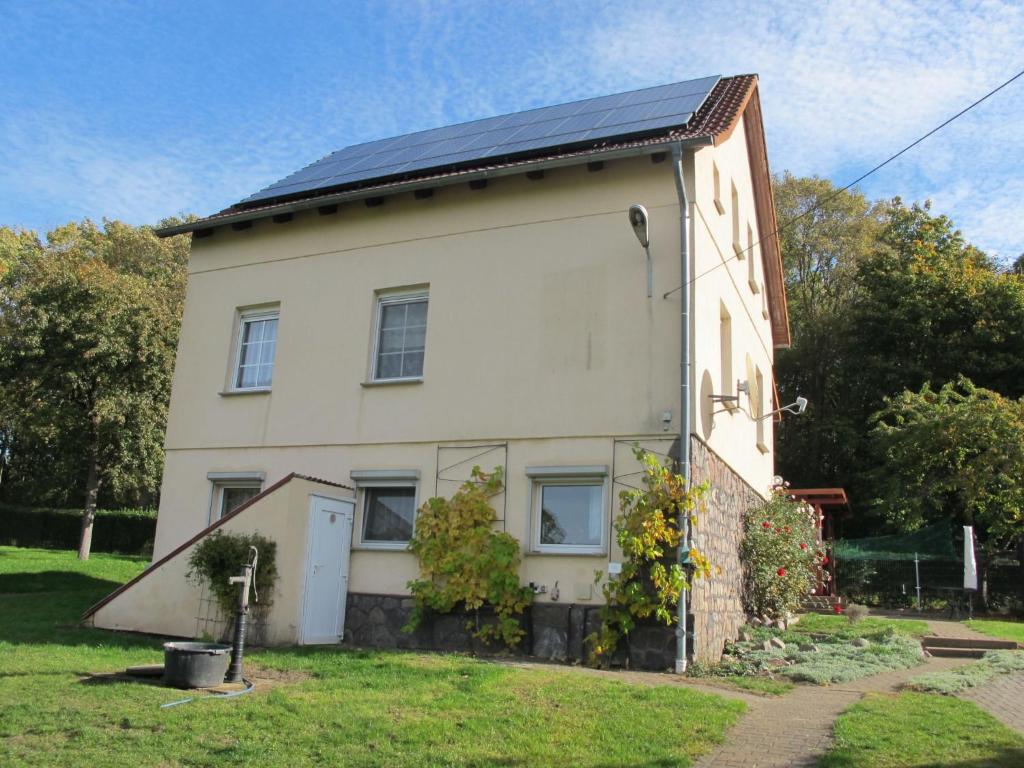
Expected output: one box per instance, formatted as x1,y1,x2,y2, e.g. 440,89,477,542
663,65,1024,299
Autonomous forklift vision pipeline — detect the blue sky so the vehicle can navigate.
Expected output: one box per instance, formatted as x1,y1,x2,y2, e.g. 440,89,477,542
1,0,1021,260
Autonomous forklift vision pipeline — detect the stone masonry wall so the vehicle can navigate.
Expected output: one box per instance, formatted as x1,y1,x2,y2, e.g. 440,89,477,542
688,436,764,662
344,594,676,671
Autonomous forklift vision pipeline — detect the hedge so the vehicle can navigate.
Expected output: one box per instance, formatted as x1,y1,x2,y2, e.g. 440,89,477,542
0,503,157,555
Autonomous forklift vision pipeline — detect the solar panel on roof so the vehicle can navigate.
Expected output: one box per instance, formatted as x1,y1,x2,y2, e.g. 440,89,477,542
240,75,721,206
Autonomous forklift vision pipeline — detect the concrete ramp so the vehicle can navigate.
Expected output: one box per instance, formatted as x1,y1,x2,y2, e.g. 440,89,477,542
83,474,354,645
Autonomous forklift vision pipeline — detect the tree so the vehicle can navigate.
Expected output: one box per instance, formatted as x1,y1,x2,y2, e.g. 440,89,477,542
870,378,1024,547
772,173,884,489
0,220,189,558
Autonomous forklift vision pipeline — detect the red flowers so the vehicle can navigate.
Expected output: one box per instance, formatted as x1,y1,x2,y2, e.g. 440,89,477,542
776,567,787,577
799,542,808,550
784,525,792,534
833,603,843,614
762,521,771,529
821,556,829,566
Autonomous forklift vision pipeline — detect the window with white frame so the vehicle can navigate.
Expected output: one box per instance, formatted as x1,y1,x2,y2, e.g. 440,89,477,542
231,308,279,390
372,291,428,381
755,367,769,452
208,472,264,523
528,467,608,555
731,181,743,256
351,470,420,547
713,162,725,215
720,302,734,405
747,223,761,294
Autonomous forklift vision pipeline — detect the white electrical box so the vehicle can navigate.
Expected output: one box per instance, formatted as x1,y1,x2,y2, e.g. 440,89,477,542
608,561,622,575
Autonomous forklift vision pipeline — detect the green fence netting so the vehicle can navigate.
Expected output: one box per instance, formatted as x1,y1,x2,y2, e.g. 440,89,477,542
833,521,957,561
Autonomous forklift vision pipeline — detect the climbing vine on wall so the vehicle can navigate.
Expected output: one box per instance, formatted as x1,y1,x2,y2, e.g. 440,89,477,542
187,530,278,621
405,466,533,646
586,448,713,667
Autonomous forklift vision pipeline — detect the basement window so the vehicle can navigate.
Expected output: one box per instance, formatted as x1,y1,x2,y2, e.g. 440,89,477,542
527,466,608,555
351,469,420,548
208,472,265,523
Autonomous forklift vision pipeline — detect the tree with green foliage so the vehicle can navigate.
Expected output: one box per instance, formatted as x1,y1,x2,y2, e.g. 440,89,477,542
0,220,189,559
773,179,1024,534
870,378,1024,547
772,173,885,491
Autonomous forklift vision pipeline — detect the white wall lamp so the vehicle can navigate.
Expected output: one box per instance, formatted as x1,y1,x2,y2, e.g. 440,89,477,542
758,396,809,421
627,203,653,298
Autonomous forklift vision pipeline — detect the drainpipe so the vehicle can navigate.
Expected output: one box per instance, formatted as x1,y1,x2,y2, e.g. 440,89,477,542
670,143,692,674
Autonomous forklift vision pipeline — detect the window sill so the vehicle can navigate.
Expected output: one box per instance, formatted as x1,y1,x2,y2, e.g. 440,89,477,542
757,442,770,455
748,280,761,294
219,388,272,397
352,543,412,552
361,378,423,388
732,241,745,259
714,198,725,215
527,549,608,558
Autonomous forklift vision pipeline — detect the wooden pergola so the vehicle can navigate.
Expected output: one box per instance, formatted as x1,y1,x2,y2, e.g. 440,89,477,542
789,488,849,598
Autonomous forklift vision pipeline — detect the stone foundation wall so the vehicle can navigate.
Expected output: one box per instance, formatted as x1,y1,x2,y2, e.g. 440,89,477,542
343,594,676,671
688,436,764,662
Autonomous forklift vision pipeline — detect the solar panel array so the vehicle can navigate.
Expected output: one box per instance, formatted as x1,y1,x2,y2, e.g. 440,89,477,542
241,75,722,205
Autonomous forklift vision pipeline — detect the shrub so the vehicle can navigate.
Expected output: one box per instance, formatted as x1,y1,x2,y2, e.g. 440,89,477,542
586,448,712,667
187,530,278,621
0,502,156,555
741,487,822,620
406,466,533,647
845,603,870,624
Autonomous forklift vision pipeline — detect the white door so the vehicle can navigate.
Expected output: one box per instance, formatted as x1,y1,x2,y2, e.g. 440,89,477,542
300,495,355,644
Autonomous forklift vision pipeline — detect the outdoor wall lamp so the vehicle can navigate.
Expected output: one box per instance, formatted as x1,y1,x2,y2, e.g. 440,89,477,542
627,203,653,298
758,396,809,421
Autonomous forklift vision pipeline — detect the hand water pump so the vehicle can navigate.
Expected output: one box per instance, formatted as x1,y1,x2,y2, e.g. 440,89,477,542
225,546,258,684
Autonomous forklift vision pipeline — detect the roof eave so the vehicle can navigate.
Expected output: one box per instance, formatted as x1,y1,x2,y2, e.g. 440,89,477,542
155,136,714,238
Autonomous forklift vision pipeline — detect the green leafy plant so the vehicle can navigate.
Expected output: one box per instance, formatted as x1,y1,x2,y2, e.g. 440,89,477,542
741,487,822,620
187,530,278,620
586,448,712,667
405,466,533,647
844,603,869,624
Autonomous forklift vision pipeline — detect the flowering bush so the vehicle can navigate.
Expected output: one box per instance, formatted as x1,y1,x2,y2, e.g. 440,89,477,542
740,485,822,620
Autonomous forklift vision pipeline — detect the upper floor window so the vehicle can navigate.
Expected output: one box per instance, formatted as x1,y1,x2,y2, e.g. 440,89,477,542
713,162,725,215
232,308,278,391
747,223,761,294
731,181,743,257
373,290,428,381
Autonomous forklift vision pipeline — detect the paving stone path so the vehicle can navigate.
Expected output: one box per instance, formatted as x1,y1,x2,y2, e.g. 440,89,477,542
693,655,970,768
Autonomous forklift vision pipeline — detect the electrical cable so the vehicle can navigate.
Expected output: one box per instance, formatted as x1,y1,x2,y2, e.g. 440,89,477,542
662,65,1024,299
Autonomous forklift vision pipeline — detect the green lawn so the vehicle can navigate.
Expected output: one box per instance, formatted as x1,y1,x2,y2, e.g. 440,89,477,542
792,612,930,640
821,692,1024,767
966,618,1024,644
0,547,744,767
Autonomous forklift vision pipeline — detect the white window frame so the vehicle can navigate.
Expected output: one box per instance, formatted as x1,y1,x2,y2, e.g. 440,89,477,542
755,367,769,453
351,469,421,550
207,471,265,524
370,290,429,383
527,466,609,556
229,307,280,392
747,223,761,294
713,162,725,215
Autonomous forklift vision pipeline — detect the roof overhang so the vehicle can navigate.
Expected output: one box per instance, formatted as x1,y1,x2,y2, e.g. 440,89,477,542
155,137,712,238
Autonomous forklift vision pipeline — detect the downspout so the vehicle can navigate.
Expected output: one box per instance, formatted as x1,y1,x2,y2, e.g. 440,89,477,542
670,142,692,674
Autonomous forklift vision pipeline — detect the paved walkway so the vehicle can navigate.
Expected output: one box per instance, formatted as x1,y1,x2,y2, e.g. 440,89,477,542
693,656,970,768
962,671,1024,734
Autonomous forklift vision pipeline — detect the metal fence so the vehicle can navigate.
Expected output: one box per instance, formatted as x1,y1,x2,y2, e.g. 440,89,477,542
837,554,1023,613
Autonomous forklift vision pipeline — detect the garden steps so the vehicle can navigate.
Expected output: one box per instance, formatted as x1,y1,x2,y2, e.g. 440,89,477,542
921,635,1020,658
800,595,846,613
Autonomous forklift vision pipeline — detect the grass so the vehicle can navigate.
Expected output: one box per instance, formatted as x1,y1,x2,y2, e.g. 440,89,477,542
820,692,1024,767
0,546,744,767
907,650,1024,694
789,612,930,640
718,675,794,695
965,618,1024,644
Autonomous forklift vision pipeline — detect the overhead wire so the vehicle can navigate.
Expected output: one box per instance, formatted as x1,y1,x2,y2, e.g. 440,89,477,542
662,65,1024,300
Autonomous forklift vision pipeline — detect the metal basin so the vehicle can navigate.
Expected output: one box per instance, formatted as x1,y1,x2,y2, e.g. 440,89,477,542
163,642,231,689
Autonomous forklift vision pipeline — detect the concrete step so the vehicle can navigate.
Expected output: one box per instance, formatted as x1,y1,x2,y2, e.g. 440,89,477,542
923,646,987,659
921,636,1019,651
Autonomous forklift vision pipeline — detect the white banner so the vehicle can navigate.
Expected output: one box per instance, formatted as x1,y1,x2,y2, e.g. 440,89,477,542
963,525,978,591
